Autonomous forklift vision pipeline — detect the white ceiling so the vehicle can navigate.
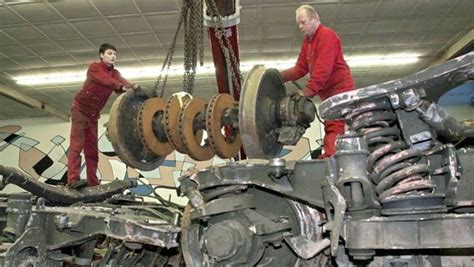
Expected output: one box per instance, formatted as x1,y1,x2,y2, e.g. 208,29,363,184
0,0,473,120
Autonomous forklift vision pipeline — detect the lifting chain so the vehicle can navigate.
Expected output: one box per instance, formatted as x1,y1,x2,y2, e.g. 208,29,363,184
151,0,205,98
183,0,204,95
205,0,243,93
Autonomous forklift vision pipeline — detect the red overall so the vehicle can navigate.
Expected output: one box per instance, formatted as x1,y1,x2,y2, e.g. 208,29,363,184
67,61,129,186
281,24,355,158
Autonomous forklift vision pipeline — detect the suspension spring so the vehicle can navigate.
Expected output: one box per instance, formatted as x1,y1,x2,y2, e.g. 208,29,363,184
344,99,435,202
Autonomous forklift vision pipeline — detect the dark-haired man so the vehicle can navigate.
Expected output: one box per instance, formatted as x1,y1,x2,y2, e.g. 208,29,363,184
281,5,355,159
67,43,137,188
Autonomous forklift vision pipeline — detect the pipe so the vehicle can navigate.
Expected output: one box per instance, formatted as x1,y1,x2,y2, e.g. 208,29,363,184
0,165,137,204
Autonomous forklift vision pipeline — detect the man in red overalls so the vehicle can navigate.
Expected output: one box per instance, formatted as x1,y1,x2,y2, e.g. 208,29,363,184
67,43,136,188
280,5,355,159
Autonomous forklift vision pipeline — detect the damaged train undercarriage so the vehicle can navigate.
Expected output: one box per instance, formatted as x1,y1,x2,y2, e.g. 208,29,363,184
0,52,473,266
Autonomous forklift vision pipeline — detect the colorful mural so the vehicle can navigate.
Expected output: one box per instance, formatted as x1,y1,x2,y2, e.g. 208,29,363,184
1,123,314,198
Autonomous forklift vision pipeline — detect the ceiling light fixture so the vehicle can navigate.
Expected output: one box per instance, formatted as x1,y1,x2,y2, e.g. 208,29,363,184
14,53,420,86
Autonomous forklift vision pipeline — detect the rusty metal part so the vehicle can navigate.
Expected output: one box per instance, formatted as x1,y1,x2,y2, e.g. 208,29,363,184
0,164,137,204
138,97,173,157
239,65,286,159
164,93,193,154
319,51,474,120
108,90,164,170
206,94,241,158
179,98,214,161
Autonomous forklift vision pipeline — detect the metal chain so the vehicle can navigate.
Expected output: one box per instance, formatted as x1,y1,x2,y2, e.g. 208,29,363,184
152,0,204,98
205,0,243,93
182,0,204,95
151,0,188,98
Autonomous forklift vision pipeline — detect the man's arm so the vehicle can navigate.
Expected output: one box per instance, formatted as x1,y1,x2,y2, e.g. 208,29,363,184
280,42,309,82
87,63,125,92
304,31,339,97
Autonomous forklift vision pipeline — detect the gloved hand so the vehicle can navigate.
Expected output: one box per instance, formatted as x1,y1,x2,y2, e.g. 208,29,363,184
287,89,306,100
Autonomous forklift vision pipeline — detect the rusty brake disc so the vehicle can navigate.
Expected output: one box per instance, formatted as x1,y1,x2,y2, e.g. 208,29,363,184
179,98,214,161
108,90,164,170
206,94,241,158
239,65,286,159
164,93,193,154
138,97,173,157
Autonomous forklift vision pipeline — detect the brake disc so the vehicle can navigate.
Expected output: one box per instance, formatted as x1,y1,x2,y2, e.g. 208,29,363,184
164,93,194,154
138,97,173,157
239,65,286,159
206,94,241,159
179,98,214,161
108,90,164,170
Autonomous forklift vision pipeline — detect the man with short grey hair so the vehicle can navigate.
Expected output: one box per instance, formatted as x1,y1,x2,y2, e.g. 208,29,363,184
281,5,355,158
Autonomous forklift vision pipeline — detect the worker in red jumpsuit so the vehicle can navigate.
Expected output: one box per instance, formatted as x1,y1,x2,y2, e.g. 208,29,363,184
67,43,137,188
281,5,355,159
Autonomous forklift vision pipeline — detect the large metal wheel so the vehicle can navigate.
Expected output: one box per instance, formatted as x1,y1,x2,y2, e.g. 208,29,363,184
164,93,194,154
138,97,173,157
206,94,241,159
181,187,326,266
239,65,286,159
179,98,214,161
108,90,164,170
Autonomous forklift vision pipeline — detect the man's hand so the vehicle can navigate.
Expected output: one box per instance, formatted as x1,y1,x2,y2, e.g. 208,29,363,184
123,83,141,91
288,89,306,100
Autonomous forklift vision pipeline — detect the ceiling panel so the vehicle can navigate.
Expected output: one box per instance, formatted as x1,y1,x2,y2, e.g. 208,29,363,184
378,0,416,18
9,56,47,69
27,41,64,56
2,25,44,41
334,21,369,35
107,16,150,34
10,3,62,23
0,5,24,26
262,6,295,24
49,1,98,19
121,33,161,48
135,0,179,13
56,39,95,53
90,0,139,16
335,2,379,20
0,57,23,71
365,19,401,34
0,44,34,57
71,19,116,37
0,0,471,120
42,55,78,67
145,13,181,31
263,24,294,39
36,23,81,40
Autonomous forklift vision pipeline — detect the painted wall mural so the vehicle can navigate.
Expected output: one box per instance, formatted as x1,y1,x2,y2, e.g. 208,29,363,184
1,119,316,200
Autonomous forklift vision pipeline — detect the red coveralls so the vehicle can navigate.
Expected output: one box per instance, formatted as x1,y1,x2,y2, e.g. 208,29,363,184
67,61,130,186
281,24,355,158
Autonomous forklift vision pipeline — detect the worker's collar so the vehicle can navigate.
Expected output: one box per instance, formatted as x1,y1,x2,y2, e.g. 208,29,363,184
308,23,322,41
99,60,114,71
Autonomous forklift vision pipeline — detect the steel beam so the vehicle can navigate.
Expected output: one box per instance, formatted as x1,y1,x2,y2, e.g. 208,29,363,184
431,29,474,66
0,84,69,121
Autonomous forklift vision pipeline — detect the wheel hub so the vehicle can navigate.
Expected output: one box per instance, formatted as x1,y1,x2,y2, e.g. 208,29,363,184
203,220,249,262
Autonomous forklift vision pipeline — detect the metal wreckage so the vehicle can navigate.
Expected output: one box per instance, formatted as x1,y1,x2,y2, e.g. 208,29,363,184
0,52,473,266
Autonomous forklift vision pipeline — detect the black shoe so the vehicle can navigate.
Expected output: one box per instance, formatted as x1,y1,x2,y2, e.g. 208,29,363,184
68,180,88,190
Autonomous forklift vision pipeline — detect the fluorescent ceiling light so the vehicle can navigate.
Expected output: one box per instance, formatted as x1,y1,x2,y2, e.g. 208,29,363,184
14,53,420,86
346,53,420,67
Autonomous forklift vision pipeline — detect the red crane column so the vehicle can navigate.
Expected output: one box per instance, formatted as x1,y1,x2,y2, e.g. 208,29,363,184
204,0,241,100
204,0,246,159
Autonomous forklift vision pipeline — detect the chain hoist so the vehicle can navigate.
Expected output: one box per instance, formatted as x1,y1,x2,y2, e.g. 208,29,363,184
151,0,205,98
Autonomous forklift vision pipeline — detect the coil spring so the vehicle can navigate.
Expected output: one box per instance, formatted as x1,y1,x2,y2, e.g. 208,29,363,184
345,99,435,201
